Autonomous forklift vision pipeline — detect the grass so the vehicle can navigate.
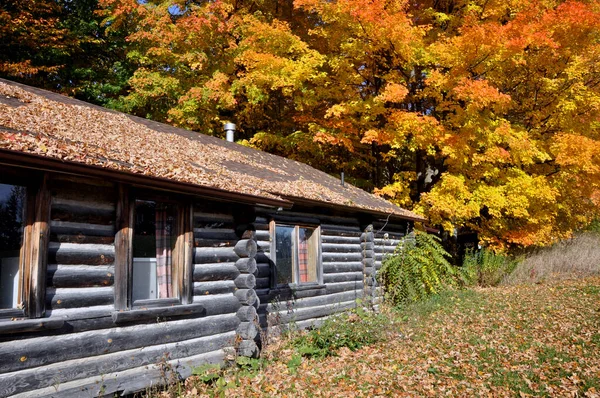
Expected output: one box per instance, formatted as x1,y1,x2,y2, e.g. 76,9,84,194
162,276,600,397
504,232,600,285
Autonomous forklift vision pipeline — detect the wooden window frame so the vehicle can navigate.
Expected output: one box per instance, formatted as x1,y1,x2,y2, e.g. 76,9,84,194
114,186,193,312
269,221,322,289
0,169,50,320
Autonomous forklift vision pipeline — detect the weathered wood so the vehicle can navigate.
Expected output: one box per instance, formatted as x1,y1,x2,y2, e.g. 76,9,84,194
0,333,235,397
112,303,205,324
235,257,257,274
192,293,241,316
194,238,237,247
0,318,65,335
361,231,375,241
194,247,238,264
323,272,363,283
46,287,114,309
193,280,236,295
194,228,238,241
255,263,270,278
237,340,259,358
0,314,240,374
319,228,360,237
255,252,271,264
360,241,375,250
325,281,364,294
269,214,321,225
47,264,114,288
322,261,363,274
236,321,259,340
269,300,357,324
374,238,402,246
49,221,115,237
7,348,228,398
362,258,375,267
50,177,115,204
234,289,258,306
266,289,363,312
29,174,51,318
255,240,270,251
193,211,234,224
175,202,194,304
321,235,361,244
321,243,362,253
234,239,257,258
322,252,363,262
234,273,256,289
255,277,270,289
236,306,257,322
193,262,240,282
50,234,114,244
321,224,361,232
48,242,115,265
254,229,270,241
290,287,328,299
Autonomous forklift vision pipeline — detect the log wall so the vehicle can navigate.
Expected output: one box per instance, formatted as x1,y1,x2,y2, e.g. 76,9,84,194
254,209,366,334
0,177,242,397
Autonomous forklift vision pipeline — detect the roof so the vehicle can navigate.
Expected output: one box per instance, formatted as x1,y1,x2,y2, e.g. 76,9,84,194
0,78,424,222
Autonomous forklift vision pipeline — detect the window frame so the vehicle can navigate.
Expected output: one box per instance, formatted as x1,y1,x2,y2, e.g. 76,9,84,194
115,186,193,311
0,169,49,320
269,221,322,288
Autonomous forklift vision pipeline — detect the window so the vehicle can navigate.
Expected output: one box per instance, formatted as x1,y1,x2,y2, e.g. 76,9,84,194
0,183,26,309
132,200,178,303
271,223,321,286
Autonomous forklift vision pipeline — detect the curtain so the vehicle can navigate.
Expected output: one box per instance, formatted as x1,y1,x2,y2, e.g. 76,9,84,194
155,206,172,298
298,229,309,283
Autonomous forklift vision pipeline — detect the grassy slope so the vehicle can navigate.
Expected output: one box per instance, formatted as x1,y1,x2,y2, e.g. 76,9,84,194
181,277,600,397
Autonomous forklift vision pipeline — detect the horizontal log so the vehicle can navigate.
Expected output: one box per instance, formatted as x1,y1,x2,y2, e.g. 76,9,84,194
237,340,259,358
234,239,257,258
374,238,402,246
194,228,238,241
266,289,363,312
323,272,363,284
0,318,65,335
112,303,206,324
256,263,270,278
270,214,320,225
51,179,115,204
292,287,328,299
255,277,270,289
50,234,114,245
194,238,237,248
321,243,362,253
263,210,359,227
235,289,258,306
322,261,363,274
7,348,228,398
51,203,115,226
321,235,361,244
325,281,364,294
193,280,236,296
320,228,360,237
0,314,239,374
362,258,375,267
255,240,270,251
47,264,114,288
48,242,115,265
46,287,114,309
235,257,257,274
193,211,234,224
254,229,270,241
255,252,271,264
236,321,259,340
321,224,361,233
192,293,241,316
193,262,239,282
194,247,238,264
236,305,258,322
269,300,357,324
323,252,363,262
51,197,114,212
234,274,256,289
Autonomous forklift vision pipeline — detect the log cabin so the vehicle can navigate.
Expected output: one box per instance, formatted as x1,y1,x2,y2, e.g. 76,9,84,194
0,78,424,397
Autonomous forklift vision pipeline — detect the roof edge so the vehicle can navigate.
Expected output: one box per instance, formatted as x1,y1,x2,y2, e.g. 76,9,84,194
0,149,293,209
280,194,427,223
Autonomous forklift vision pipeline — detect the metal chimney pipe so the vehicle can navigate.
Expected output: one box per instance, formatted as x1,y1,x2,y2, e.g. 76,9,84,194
224,122,236,143
341,171,345,187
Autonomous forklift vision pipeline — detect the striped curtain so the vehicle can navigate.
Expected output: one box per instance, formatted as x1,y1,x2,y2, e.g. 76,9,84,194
155,207,172,298
298,229,309,283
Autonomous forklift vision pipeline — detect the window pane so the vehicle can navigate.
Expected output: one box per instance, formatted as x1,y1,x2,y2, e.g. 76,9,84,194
133,200,177,301
0,184,26,309
275,225,294,285
298,227,318,283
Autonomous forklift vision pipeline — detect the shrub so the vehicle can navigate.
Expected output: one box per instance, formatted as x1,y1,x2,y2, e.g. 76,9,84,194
291,306,390,358
462,248,520,287
379,230,464,306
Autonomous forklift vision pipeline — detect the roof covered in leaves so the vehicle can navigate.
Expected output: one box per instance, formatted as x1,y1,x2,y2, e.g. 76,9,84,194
0,78,423,221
